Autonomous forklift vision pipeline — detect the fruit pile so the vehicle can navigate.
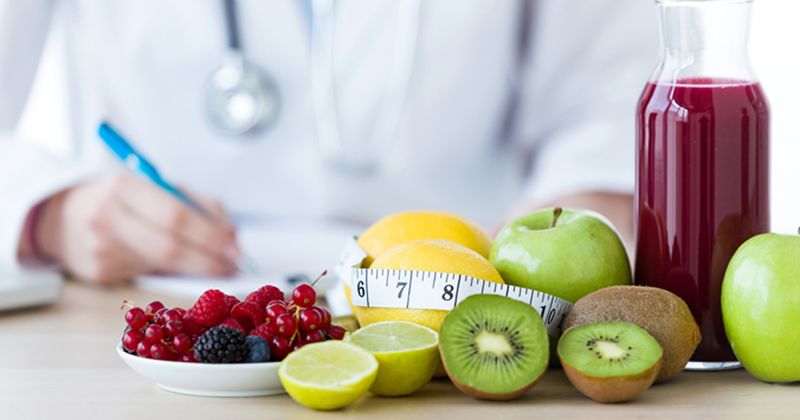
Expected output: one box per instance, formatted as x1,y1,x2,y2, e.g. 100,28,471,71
116,208,798,411
120,280,346,363
275,210,704,410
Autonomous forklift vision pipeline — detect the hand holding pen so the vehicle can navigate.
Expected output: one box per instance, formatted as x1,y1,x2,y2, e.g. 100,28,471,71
20,124,243,284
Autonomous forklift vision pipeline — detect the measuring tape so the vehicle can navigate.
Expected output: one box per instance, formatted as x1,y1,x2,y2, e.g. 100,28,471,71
335,237,573,337
349,268,572,337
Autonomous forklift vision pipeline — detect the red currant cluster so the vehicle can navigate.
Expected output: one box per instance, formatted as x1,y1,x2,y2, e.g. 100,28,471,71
121,301,199,362
120,280,346,363
263,283,346,360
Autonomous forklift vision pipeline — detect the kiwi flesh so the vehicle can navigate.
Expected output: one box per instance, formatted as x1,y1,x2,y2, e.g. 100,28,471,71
564,285,700,382
438,294,549,401
558,322,663,403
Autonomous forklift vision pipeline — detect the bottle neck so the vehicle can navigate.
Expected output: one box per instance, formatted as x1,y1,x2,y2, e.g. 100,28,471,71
653,0,755,84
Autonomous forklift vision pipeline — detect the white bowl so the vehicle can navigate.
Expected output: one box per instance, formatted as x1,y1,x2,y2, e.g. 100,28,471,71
116,344,285,397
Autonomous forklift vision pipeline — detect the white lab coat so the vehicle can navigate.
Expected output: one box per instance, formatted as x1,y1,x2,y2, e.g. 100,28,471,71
0,0,657,270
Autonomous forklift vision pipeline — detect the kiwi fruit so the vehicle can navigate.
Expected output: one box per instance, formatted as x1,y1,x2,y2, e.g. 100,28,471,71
564,285,701,382
438,294,549,401
558,322,663,403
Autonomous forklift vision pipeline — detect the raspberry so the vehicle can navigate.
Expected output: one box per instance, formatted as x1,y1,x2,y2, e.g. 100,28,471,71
224,294,240,313
249,323,277,342
245,285,284,308
194,326,248,363
231,301,264,331
188,289,229,327
220,318,245,332
182,314,207,337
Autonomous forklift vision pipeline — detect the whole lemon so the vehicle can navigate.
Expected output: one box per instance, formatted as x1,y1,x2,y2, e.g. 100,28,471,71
353,239,504,332
357,211,492,267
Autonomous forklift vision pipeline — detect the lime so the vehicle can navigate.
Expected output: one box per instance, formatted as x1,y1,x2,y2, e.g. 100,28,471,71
349,321,439,396
278,341,378,410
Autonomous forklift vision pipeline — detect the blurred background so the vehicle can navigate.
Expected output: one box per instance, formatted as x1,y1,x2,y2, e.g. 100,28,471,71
15,1,800,234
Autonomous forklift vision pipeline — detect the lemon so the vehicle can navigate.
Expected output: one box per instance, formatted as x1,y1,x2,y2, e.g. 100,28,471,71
357,211,492,266
278,341,378,411
353,239,505,332
349,321,439,397
345,211,491,314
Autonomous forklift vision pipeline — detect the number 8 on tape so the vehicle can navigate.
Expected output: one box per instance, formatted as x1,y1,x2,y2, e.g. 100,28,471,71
350,268,573,337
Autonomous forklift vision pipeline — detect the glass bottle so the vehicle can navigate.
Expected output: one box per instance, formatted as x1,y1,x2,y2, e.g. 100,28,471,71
635,0,769,369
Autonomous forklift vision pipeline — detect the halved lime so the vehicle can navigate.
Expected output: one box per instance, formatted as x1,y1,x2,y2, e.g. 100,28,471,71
278,341,378,410
349,321,439,396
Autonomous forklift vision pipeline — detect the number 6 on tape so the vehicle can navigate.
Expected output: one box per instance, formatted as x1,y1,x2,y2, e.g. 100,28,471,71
349,268,574,337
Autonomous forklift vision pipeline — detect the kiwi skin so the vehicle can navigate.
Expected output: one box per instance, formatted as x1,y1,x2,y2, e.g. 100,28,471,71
564,286,701,382
441,356,544,401
562,354,662,403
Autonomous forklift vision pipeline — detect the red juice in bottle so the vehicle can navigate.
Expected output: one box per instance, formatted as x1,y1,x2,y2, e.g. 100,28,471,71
635,78,769,362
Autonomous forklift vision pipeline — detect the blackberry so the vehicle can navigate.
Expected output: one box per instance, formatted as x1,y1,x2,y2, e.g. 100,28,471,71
244,336,271,363
194,326,248,363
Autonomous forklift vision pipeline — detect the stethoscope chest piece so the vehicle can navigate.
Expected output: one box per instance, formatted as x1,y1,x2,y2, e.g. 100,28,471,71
206,52,281,136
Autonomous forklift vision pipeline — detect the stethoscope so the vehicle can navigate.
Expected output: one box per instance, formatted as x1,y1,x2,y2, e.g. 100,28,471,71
205,0,421,174
205,0,281,136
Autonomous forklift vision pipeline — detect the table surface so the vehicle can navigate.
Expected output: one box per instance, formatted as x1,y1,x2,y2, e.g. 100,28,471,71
0,281,797,420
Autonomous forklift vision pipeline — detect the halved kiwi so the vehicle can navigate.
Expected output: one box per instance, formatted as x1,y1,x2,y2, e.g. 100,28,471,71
438,294,549,401
563,285,700,382
558,321,663,403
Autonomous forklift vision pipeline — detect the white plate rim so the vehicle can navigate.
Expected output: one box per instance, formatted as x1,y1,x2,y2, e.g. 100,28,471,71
115,343,281,369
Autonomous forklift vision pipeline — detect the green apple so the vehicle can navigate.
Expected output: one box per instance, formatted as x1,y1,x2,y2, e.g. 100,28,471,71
490,208,631,303
722,232,800,383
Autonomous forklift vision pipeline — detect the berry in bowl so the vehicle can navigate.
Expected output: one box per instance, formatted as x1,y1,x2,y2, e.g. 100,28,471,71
117,277,347,397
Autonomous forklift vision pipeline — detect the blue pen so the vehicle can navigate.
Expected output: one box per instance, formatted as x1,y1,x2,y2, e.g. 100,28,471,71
97,121,258,274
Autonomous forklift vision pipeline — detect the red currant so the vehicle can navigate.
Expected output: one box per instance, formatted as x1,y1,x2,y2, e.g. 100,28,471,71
270,336,291,361
154,308,168,325
181,352,196,363
292,284,316,308
162,308,183,323
144,324,164,344
298,308,322,332
172,333,193,353
125,307,147,330
164,320,184,339
149,342,170,360
266,302,288,319
122,329,144,352
326,325,346,340
317,307,332,329
146,301,165,314
136,341,151,358
304,330,325,344
275,313,297,338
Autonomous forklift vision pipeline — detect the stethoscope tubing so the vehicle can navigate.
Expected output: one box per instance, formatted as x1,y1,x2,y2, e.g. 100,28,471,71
208,0,421,175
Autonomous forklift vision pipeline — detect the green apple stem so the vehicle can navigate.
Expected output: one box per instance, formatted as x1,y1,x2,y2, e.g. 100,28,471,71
551,207,563,228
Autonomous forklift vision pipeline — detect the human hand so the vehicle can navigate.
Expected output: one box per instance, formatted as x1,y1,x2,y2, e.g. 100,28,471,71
31,172,239,284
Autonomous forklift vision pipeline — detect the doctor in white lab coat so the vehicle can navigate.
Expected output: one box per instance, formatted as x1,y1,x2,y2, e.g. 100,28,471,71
0,0,657,283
